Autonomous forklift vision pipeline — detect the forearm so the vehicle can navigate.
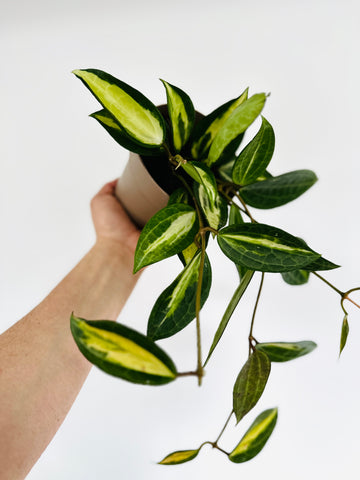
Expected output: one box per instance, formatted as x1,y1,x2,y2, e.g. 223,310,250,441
0,239,140,480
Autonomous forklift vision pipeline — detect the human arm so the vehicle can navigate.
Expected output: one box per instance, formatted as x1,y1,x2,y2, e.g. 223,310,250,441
0,180,141,480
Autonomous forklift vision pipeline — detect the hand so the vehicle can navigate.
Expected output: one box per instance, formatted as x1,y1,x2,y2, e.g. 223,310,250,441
91,180,141,254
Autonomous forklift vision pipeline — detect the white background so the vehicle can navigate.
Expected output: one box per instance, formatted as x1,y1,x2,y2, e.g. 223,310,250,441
1,0,360,478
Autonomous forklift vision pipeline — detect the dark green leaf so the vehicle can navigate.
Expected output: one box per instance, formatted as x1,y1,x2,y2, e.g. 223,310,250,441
73,69,166,148
301,256,340,271
256,341,317,362
208,93,267,166
217,156,236,182
340,314,349,356
281,269,310,285
290,238,340,272
161,79,195,152
90,109,162,156
203,270,254,366
229,408,278,463
233,350,271,423
147,252,212,340
70,314,177,385
218,223,321,273
159,449,199,465
240,170,318,209
190,90,248,160
228,204,247,278
134,204,198,273
167,187,190,206
232,117,275,186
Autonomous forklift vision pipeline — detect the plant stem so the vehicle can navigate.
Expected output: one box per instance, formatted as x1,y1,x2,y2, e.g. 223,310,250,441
177,371,198,377
248,273,265,355
177,173,206,385
232,191,257,223
214,410,234,444
211,444,230,456
313,272,360,310
312,271,344,296
195,234,206,385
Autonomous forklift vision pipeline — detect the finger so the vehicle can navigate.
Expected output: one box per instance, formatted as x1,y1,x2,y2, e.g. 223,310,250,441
94,179,118,197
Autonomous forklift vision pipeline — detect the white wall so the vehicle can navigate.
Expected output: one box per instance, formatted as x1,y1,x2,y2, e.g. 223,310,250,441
1,0,360,478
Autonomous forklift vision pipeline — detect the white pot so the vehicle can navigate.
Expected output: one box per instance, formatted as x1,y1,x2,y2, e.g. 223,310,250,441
115,151,170,227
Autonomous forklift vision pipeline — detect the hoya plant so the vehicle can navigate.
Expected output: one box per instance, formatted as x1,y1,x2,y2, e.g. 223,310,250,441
71,68,359,466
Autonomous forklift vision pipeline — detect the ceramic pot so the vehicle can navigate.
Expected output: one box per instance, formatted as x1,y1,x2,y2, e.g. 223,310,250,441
115,151,170,228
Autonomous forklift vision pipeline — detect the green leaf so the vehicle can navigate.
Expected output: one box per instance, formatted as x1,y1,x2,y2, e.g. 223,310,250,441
158,449,199,465
208,93,267,166
181,161,218,207
178,243,200,266
134,204,198,273
161,79,195,152
194,183,228,231
301,256,340,271
147,252,212,340
288,238,340,272
256,341,317,362
232,117,275,186
281,269,310,285
229,203,244,225
167,187,190,206
217,156,236,182
233,350,271,423
190,89,248,160
203,270,254,366
70,314,177,385
218,223,321,273
340,314,349,356
72,69,166,147
229,408,278,463
228,204,247,279
240,170,318,209
90,109,162,156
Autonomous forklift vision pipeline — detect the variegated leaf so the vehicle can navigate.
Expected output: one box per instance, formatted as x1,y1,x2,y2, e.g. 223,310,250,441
233,350,271,423
147,252,211,340
161,79,195,152
229,408,278,463
194,183,228,231
70,314,177,385
134,204,198,273
256,341,317,362
159,449,199,465
232,117,275,186
167,188,199,265
90,109,161,156
208,93,267,166
73,69,166,147
218,223,321,273
190,89,249,160
181,161,218,207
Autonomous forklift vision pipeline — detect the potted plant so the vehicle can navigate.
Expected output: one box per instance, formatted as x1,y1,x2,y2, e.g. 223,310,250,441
70,68,359,466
